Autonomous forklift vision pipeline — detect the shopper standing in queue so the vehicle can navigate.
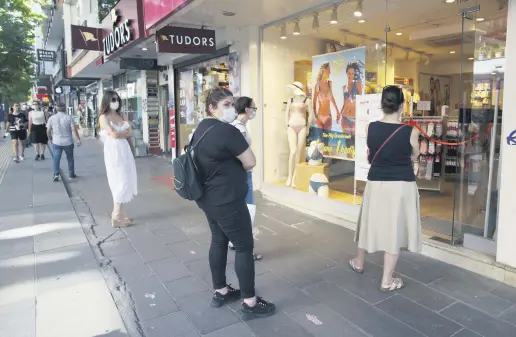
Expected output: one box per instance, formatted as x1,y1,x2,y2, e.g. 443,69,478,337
349,85,421,291
192,87,275,319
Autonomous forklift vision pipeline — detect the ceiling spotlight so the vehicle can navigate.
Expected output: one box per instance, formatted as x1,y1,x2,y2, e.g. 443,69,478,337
468,57,474,60
476,17,485,22
354,1,363,17
142,47,148,51
425,56,430,66
222,11,236,16
405,51,409,60
280,24,287,39
491,72,496,75
445,0,455,3
293,21,301,35
358,19,366,23
330,6,338,24
450,51,456,54
396,32,402,36
312,13,319,30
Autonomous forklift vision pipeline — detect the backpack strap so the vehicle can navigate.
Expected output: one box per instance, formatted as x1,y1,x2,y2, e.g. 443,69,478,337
188,124,218,152
370,124,407,165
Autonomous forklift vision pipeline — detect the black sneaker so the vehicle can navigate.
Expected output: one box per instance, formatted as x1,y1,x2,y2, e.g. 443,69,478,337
35,154,40,161
40,154,45,160
210,284,241,308
241,297,276,320
53,174,59,182
69,173,77,179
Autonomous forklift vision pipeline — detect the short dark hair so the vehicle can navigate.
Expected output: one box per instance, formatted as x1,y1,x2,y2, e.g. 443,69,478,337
204,87,233,116
56,104,66,113
381,85,404,114
234,96,253,115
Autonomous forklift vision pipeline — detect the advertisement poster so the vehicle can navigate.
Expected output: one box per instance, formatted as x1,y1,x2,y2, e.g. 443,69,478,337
167,67,177,156
418,73,450,116
228,52,240,97
179,69,194,124
311,47,366,160
355,94,383,181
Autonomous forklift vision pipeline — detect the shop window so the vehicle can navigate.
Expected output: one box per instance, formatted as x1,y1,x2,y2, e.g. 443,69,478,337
262,0,507,251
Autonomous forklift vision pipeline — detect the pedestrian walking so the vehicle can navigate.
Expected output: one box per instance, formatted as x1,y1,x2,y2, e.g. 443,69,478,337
28,100,49,160
229,96,262,261
192,87,275,319
46,104,81,181
6,103,28,163
98,90,137,228
349,85,421,291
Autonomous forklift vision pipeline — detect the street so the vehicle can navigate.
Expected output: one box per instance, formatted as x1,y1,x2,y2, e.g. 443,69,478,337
1,138,516,337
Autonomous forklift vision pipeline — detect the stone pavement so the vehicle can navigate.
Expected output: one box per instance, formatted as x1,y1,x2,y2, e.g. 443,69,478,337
3,138,516,337
0,138,127,337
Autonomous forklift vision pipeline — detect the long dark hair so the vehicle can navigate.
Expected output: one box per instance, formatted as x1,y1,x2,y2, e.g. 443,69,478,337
100,90,122,117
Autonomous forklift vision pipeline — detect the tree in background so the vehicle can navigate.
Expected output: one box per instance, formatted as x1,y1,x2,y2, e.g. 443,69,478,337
0,0,45,106
98,0,119,23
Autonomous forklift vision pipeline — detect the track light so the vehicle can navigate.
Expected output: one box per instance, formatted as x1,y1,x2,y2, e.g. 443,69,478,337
293,20,301,35
354,1,363,17
312,13,319,30
280,24,287,39
330,6,338,24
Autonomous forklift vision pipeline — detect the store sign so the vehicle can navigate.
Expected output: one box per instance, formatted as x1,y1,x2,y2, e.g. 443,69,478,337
507,130,516,145
120,58,158,70
37,49,56,62
71,25,103,51
103,9,133,56
156,26,216,54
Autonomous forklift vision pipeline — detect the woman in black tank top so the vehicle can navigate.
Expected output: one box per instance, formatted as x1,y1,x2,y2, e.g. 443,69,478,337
349,86,421,292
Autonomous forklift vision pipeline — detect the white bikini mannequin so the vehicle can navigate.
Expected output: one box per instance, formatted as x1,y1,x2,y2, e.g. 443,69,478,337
285,82,314,187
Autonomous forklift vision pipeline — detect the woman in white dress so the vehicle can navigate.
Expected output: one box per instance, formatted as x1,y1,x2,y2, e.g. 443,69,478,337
98,90,138,228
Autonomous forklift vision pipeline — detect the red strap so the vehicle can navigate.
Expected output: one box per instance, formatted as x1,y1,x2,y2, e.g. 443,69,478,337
370,125,407,165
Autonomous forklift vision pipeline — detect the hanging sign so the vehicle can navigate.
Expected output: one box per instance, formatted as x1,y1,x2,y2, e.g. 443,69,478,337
156,26,216,54
103,9,133,56
37,49,56,62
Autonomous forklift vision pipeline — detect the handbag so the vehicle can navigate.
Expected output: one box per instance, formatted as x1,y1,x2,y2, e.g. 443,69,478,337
369,124,407,165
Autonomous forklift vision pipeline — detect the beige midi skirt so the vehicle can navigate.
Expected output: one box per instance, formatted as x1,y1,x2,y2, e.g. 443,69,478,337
355,181,422,255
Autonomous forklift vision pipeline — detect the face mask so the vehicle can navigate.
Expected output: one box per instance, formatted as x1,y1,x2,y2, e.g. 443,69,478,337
110,102,119,111
248,109,257,120
219,107,236,123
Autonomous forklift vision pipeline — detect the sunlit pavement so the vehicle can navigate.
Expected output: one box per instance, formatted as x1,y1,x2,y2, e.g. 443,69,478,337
2,138,516,337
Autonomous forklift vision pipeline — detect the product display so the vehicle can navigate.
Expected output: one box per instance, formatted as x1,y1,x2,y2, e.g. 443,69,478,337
308,173,329,198
285,82,314,187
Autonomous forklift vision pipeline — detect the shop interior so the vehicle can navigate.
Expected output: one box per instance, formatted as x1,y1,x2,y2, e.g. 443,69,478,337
262,0,507,245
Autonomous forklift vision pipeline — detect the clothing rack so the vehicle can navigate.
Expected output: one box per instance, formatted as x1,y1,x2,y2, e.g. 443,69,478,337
404,116,447,193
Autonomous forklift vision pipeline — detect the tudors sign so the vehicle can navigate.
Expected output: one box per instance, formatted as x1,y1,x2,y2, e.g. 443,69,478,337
103,8,133,56
156,26,216,54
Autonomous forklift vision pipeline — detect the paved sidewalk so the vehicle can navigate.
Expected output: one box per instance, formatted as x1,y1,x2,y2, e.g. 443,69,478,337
0,139,126,337
62,139,516,337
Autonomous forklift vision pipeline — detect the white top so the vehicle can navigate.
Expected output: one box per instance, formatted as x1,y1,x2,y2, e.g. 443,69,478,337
31,110,46,125
231,119,251,145
46,112,75,146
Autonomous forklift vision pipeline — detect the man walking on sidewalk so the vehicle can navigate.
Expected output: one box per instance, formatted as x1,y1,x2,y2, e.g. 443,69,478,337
46,104,81,181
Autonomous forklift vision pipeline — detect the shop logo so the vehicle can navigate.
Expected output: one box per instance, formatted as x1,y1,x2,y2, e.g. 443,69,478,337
103,9,133,56
507,130,516,145
156,26,216,54
71,25,103,51
80,30,98,43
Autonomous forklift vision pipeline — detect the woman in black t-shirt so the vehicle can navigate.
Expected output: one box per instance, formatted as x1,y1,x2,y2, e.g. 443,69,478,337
192,87,275,319
7,103,27,163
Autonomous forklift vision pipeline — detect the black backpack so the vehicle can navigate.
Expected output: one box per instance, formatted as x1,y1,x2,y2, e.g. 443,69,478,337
172,125,218,200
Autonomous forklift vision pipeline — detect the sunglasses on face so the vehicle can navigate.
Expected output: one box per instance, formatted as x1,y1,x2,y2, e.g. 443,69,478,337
111,97,120,102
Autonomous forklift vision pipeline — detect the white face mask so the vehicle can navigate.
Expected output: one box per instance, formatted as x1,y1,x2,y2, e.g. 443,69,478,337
109,102,120,111
219,107,236,123
248,109,257,120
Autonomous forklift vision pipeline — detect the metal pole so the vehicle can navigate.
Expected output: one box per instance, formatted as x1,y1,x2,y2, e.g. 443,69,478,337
484,77,501,238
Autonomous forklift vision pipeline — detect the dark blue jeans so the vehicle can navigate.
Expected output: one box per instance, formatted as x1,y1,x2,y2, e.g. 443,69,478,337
52,144,74,176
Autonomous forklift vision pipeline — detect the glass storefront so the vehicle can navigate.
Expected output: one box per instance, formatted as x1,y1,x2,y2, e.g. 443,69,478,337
261,0,506,252
175,54,240,152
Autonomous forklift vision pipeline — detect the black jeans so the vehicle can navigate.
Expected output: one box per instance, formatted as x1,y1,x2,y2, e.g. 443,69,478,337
200,198,255,298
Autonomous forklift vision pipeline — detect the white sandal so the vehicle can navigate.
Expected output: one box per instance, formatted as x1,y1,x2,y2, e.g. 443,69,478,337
348,258,364,274
380,278,404,292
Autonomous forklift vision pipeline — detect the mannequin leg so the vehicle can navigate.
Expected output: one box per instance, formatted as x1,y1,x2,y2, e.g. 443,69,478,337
292,127,308,188
286,127,298,187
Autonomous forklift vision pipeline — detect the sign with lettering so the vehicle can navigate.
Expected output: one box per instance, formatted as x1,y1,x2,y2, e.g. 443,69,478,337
120,58,158,70
37,49,56,61
103,9,133,56
156,26,216,54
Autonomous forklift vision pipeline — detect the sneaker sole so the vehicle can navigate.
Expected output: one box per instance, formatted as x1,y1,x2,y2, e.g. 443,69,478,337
241,308,276,321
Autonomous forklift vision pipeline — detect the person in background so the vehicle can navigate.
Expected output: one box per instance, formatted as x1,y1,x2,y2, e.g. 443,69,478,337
6,103,28,163
349,86,421,291
98,90,137,228
192,87,275,319
28,100,49,160
46,104,81,181
229,96,262,261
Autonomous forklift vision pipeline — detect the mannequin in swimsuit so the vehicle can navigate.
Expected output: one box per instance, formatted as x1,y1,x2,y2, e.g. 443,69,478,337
285,82,314,187
313,63,339,132
338,62,363,134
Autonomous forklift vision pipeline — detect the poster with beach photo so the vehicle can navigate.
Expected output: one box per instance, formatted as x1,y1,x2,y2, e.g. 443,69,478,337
311,47,365,160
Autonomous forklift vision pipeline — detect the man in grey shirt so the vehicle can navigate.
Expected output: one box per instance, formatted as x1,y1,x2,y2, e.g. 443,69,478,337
46,104,81,181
